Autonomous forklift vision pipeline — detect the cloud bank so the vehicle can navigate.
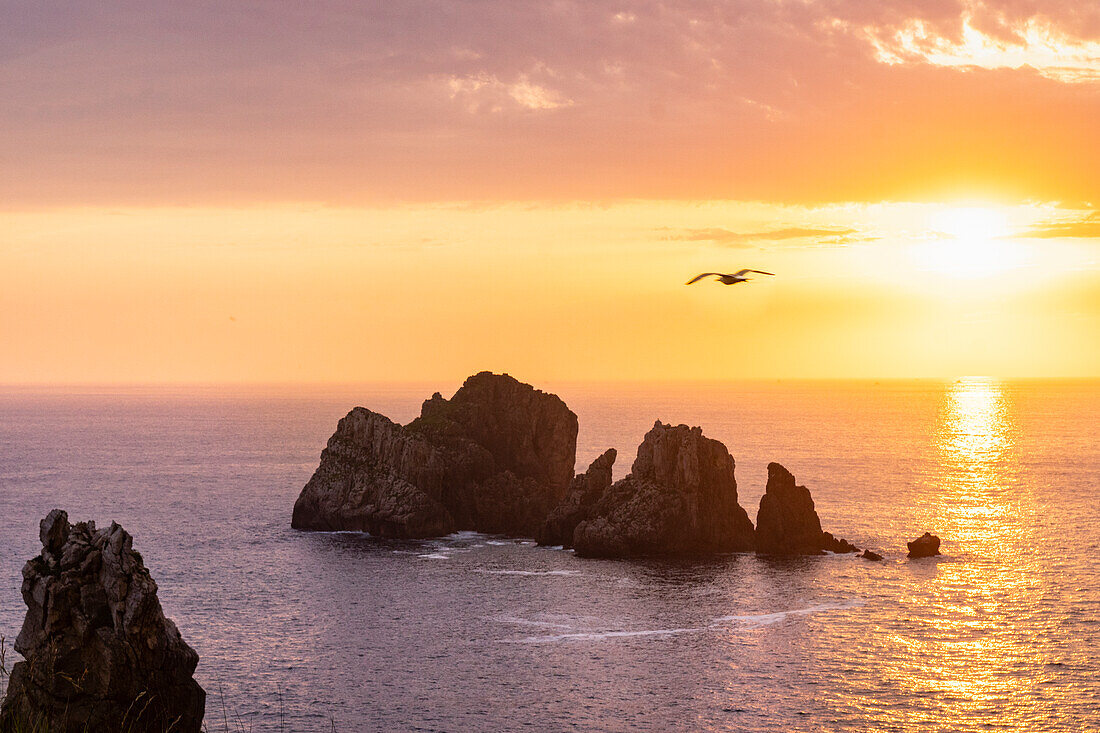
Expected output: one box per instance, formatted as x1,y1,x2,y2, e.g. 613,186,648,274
2,1,1098,205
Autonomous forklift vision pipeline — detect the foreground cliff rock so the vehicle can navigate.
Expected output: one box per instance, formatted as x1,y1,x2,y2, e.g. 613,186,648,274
0,510,205,733
292,372,579,538
564,422,756,558
755,463,859,555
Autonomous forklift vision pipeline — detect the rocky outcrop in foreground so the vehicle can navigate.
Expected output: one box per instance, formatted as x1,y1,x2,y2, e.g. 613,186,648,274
292,372,579,538
907,532,941,558
755,463,858,555
0,510,205,733
561,422,757,558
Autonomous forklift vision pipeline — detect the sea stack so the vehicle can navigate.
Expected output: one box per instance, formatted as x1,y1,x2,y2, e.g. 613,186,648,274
0,510,205,733
755,463,859,555
566,421,756,558
292,372,579,538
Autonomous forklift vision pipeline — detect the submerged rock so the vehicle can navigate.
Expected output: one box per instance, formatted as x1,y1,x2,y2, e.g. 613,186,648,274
755,463,859,555
292,372,579,538
907,532,941,558
0,510,205,733
537,449,617,548
569,421,756,558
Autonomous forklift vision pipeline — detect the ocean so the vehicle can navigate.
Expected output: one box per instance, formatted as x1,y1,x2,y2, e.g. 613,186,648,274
1,379,1098,731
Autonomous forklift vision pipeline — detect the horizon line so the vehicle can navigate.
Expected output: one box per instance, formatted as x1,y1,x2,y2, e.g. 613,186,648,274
2,375,1097,390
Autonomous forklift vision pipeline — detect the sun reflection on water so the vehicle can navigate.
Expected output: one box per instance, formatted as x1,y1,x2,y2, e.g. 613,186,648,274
932,377,1022,549
875,377,1060,730
939,377,1011,462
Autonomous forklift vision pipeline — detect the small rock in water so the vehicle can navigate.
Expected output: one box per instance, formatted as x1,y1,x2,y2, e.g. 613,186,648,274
860,549,884,561
907,532,941,558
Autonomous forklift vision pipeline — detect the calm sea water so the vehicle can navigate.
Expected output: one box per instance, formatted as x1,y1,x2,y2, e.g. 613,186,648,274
1,379,1098,731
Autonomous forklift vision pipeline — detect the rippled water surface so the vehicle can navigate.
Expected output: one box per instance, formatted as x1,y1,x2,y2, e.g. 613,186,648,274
1,379,1098,731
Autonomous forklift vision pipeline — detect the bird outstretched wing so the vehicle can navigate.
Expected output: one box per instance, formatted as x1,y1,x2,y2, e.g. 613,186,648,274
686,273,720,285
733,268,775,277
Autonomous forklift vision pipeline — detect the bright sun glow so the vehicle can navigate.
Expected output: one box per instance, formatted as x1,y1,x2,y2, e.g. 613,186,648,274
911,206,1024,278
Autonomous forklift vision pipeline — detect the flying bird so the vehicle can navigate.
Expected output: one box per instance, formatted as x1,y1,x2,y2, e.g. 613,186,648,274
686,269,775,285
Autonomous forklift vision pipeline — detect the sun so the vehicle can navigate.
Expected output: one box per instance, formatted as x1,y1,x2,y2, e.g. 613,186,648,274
910,206,1023,278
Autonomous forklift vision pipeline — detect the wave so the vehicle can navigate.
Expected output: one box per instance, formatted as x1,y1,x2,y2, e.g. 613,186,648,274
713,599,865,627
474,569,580,576
488,615,578,630
506,626,706,643
501,599,865,643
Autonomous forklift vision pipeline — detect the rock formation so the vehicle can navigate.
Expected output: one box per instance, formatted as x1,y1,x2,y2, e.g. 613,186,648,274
860,549,884,561
537,449,617,548
565,421,756,558
292,372,579,538
293,371,863,558
907,532,941,558
0,510,205,733
755,463,859,555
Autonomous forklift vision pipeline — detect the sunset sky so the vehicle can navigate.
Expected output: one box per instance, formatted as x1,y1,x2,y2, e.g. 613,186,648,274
2,1,1098,382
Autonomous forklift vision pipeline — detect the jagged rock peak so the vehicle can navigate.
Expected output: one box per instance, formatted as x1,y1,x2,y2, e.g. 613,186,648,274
0,510,205,733
537,448,617,548
569,421,756,558
292,372,579,538
755,462,858,555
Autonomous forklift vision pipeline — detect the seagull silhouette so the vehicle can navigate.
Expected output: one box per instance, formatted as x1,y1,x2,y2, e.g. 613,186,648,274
686,269,775,285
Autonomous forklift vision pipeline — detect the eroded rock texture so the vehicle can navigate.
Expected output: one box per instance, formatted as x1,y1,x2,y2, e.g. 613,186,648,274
0,510,205,733
291,372,579,538
568,421,756,558
537,449,617,548
755,463,859,555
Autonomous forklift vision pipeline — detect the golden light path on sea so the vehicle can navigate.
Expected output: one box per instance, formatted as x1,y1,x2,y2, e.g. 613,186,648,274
898,378,1053,727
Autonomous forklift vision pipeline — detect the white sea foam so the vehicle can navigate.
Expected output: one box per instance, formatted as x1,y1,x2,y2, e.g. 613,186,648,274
444,530,488,541
501,600,865,643
506,627,706,643
485,540,511,546
475,569,580,576
488,615,577,630
418,553,450,560
713,599,865,627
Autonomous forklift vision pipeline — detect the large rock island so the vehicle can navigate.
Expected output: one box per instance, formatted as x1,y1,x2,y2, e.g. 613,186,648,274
294,372,860,559
0,510,205,733
543,421,757,558
292,371,579,538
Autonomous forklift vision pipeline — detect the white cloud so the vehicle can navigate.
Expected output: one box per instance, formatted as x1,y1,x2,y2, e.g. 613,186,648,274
446,72,572,112
861,12,1100,83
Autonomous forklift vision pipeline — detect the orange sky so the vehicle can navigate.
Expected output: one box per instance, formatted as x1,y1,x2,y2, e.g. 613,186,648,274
1,1,1098,382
